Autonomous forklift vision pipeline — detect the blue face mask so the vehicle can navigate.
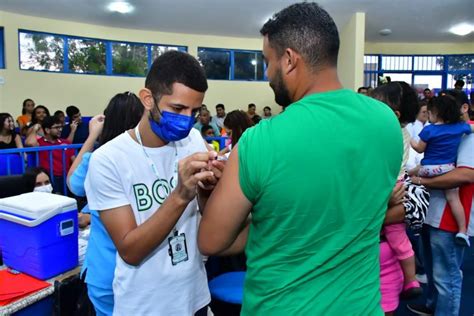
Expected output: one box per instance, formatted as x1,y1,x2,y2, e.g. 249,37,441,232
149,109,195,142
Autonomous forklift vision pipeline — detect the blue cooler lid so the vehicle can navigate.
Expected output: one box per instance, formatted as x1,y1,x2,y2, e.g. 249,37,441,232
0,192,77,227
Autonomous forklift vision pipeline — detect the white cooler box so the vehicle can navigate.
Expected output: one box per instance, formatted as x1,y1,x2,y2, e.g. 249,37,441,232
0,192,78,279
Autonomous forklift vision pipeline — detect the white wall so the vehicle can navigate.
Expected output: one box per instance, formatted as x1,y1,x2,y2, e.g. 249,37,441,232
338,12,365,90
365,42,474,55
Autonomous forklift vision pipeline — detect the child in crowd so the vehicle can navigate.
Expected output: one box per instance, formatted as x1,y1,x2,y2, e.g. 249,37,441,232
201,124,220,152
411,95,474,246
372,81,423,299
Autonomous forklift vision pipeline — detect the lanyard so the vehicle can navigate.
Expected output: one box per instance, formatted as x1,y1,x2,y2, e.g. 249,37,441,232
134,124,179,235
134,124,178,181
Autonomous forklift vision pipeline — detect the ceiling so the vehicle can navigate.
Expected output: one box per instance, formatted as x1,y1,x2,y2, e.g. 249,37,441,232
0,0,473,42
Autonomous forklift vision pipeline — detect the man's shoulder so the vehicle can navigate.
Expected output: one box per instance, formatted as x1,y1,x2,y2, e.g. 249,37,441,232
457,132,474,168
91,133,129,161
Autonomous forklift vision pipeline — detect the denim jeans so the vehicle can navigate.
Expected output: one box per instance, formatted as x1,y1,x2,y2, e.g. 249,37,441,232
421,225,465,316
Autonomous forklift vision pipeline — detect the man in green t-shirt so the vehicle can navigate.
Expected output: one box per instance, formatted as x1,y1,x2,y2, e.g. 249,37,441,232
198,3,403,315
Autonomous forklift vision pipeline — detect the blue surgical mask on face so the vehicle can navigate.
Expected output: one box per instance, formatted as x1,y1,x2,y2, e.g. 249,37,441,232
149,106,195,142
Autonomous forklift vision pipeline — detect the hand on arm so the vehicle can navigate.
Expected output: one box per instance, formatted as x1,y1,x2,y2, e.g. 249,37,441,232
99,151,216,266
198,145,252,256
25,124,40,147
67,115,104,182
412,167,474,190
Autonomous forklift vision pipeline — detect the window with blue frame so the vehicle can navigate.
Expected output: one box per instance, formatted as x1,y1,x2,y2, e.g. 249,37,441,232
18,29,187,77
68,38,106,74
198,47,266,81
20,31,65,71
0,27,4,69
364,54,473,96
112,42,148,76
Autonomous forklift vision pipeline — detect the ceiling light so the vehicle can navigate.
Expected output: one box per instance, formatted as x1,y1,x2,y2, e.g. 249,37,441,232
449,23,473,36
107,2,134,14
379,29,392,36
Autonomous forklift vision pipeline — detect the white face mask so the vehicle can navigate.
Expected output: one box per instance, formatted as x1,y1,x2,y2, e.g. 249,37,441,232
33,184,53,193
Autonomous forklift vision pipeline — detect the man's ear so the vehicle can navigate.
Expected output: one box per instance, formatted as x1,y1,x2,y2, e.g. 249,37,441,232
394,110,401,119
283,48,299,75
139,88,154,111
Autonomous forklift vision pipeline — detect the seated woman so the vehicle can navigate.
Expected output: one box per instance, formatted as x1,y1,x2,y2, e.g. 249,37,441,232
219,110,254,156
0,167,53,200
24,166,53,193
67,91,143,316
0,113,23,150
17,99,35,136
25,105,50,139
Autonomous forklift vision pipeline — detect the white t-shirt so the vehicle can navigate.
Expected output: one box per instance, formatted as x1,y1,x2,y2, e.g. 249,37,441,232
211,115,225,129
406,119,429,142
85,128,210,316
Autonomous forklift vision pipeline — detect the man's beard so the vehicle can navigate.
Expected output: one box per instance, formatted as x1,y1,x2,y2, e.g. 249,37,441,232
270,68,292,108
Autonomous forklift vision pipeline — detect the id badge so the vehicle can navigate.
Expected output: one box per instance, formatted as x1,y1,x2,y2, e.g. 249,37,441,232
168,231,189,265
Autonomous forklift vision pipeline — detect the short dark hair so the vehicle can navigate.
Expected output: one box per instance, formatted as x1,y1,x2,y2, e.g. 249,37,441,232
263,106,271,111
100,92,144,146
199,108,210,115
216,104,225,110
357,87,367,93
200,124,214,137
248,103,256,109
455,79,465,88
54,110,64,117
428,95,462,124
145,51,207,99
423,88,431,92
66,105,80,118
260,2,340,69
41,115,61,131
442,89,469,106
371,81,419,124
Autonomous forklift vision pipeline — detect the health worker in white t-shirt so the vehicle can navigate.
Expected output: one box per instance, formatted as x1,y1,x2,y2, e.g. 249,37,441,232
85,51,225,316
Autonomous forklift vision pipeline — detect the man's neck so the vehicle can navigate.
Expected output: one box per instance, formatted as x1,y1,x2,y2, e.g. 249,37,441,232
134,116,167,148
45,135,58,143
292,67,342,102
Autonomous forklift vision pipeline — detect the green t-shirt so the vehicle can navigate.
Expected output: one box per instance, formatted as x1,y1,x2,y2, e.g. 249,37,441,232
238,89,402,315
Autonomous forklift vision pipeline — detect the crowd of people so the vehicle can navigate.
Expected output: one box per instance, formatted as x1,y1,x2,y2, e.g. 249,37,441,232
1,2,473,316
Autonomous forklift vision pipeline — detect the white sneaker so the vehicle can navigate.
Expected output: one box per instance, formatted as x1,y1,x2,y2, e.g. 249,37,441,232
416,273,427,284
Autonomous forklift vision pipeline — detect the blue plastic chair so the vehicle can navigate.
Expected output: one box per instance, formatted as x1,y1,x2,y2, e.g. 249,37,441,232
208,271,245,305
0,154,23,176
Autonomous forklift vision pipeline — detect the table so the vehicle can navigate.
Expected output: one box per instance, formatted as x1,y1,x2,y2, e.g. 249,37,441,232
0,266,81,316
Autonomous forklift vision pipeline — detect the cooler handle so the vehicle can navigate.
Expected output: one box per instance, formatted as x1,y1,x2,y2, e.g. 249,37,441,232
0,206,63,227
